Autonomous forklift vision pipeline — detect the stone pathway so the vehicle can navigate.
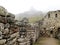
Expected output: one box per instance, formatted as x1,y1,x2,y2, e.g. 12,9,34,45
33,37,60,45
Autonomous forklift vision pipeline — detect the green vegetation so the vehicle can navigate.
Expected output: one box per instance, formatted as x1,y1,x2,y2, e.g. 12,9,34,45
29,16,43,23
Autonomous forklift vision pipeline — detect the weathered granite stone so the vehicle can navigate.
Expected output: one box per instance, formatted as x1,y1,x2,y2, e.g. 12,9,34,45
0,39,6,45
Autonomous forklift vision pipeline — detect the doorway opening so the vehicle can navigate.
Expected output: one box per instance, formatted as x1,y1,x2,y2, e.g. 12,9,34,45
50,30,53,34
57,27,60,32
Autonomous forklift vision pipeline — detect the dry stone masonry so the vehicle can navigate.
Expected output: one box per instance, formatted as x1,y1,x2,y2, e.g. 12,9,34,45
0,6,39,45
39,10,60,39
0,6,60,45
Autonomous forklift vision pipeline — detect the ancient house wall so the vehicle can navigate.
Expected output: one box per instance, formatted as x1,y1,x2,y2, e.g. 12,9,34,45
41,10,60,37
43,10,60,28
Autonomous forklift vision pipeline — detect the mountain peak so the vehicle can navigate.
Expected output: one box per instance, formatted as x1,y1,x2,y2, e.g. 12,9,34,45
30,7,37,12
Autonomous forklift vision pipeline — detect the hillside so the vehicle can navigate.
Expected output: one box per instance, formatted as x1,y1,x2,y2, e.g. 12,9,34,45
15,9,44,23
29,16,43,23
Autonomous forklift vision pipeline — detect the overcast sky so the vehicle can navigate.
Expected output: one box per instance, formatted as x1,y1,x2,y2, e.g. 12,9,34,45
0,0,60,14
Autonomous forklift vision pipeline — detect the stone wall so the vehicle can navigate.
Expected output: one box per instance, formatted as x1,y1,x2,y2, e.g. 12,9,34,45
39,10,60,38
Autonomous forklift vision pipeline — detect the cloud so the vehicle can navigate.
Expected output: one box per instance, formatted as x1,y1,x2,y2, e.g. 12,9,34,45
0,0,60,14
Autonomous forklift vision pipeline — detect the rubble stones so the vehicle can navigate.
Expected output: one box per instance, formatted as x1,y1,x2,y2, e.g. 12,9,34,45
0,31,3,39
0,39,6,45
0,6,8,16
0,6,38,45
17,38,30,45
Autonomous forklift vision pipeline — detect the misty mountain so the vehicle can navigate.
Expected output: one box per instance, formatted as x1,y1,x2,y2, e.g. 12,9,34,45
15,9,44,21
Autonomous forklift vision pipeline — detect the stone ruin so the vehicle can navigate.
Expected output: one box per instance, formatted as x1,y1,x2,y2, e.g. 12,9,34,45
0,6,18,45
0,6,40,45
39,10,60,39
1,6,60,45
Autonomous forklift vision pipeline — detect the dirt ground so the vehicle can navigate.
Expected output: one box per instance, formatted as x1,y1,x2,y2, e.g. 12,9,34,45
33,37,60,45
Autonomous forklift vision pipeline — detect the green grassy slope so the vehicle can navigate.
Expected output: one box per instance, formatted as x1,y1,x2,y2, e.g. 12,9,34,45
29,16,43,23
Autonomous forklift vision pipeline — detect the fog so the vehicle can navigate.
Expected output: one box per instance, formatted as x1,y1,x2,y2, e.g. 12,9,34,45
0,0,60,14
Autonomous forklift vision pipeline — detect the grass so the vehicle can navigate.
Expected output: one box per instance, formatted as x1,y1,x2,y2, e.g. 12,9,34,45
29,16,43,23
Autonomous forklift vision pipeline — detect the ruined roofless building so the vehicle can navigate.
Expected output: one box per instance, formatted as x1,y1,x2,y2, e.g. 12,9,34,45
43,10,60,28
41,10,60,37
